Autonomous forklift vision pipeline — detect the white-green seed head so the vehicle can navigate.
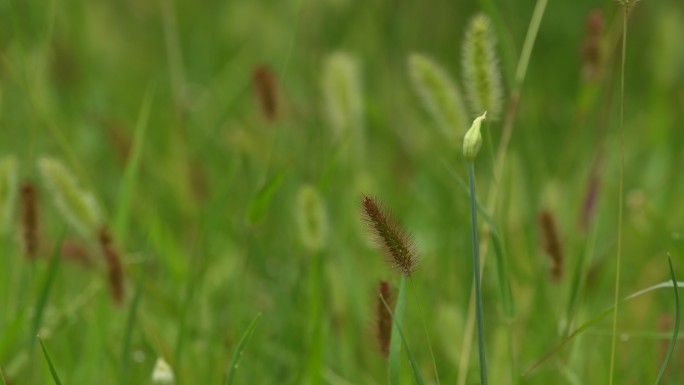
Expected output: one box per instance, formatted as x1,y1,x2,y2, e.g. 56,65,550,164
322,52,364,140
616,0,640,10
295,184,329,253
151,357,175,385
0,155,18,234
38,157,102,238
462,13,504,119
463,112,487,160
408,53,468,140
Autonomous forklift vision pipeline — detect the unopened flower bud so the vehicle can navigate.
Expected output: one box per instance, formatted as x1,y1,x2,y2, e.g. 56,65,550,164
463,112,487,161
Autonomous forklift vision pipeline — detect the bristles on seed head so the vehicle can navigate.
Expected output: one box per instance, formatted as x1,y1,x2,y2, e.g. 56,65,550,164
322,52,364,139
362,195,418,276
20,181,40,258
462,13,504,119
538,209,564,281
98,227,125,304
252,65,279,121
407,53,468,140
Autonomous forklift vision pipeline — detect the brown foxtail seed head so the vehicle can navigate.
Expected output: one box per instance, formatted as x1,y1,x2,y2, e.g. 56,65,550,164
362,195,418,276
538,209,564,281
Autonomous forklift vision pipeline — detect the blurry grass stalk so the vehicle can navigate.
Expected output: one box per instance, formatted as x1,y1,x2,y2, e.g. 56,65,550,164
608,2,636,384
458,1,548,383
464,113,488,385
388,276,407,385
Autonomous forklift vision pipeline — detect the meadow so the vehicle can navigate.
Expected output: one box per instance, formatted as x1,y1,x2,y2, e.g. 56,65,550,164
1,0,684,384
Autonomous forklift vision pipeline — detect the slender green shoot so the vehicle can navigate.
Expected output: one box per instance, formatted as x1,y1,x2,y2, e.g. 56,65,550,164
37,336,62,385
114,85,154,245
225,312,262,385
31,238,63,351
654,256,679,385
388,276,408,385
468,161,488,385
122,267,146,382
608,5,630,385
381,282,426,385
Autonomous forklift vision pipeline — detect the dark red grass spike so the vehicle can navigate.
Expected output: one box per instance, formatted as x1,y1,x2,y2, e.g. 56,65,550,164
376,280,394,357
362,195,418,276
98,227,125,305
538,209,564,281
20,181,39,258
252,65,279,121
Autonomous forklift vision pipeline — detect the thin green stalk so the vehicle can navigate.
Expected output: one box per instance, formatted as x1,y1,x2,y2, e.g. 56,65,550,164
225,313,262,385
388,276,407,385
608,6,628,385
37,337,62,385
468,161,487,385
307,251,324,385
654,256,679,385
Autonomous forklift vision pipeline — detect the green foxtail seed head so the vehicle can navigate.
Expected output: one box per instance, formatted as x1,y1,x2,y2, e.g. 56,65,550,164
408,53,468,140
0,156,18,234
151,357,175,385
322,52,364,140
295,184,329,253
38,157,102,238
462,13,503,119
463,112,487,160
616,0,640,11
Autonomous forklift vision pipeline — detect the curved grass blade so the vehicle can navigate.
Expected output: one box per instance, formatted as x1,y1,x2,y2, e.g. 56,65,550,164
381,278,425,385
225,312,262,385
654,256,679,385
1,368,7,385
524,279,684,376
389,276,407,385
31,238,63,350
37,336,62,385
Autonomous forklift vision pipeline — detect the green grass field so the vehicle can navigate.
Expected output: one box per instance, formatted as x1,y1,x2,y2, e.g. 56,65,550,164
1,0,684,384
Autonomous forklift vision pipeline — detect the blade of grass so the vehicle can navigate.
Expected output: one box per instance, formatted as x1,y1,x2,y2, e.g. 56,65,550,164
121,267,146,383
114,85,154,245
524,279,684,375
654,255,679,385
31,238,63,351
381,282,425,385
225,312,262,385
0,368,7,385
37,336,62,385
247,166,289,225
389,275,407,385
408,279,441,385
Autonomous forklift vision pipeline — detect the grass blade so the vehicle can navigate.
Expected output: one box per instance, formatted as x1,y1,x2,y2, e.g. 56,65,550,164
225,312,262,385
381,280,425,385
247,166,288,225
37,336,62,385
654,255,679,385
122,267,146,382
114,85,154,244
524,279,684,376
31,238,63,350
0,368,7,385
388,276,407,385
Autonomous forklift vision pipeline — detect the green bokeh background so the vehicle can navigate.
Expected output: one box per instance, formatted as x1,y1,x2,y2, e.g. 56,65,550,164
1,0,684,383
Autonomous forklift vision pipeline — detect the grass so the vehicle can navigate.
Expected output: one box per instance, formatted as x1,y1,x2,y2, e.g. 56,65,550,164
1,0,683,384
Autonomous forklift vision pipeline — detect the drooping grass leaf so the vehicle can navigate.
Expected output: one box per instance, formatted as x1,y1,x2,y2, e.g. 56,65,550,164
38,336,62,385
225,312,262,385
525,279,684,375
653,255,679,385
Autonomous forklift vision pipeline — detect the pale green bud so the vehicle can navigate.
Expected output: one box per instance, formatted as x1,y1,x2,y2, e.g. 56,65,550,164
151,357,175,385
463,112,487,161
38,157,102,238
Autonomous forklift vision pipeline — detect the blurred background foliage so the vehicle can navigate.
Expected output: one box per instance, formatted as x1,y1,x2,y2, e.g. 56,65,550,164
1,0,684,384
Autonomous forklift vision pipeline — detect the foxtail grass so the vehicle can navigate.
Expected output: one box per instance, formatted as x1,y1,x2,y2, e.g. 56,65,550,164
538,209,564,281
408,53,468,140
252,65,280,121
19,181,39,258
462,14,503,119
